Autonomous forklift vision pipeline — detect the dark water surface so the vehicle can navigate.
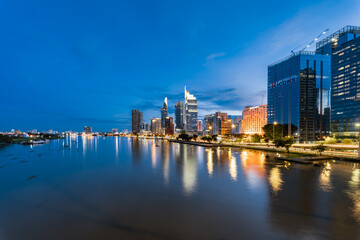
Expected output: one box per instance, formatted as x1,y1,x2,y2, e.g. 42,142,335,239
0,136,359,240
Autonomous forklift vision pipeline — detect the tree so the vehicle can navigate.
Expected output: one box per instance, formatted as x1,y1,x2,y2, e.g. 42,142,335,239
201,136,212,143
211,135,218,142
251,134,262,143
342,139,353,145
192,134,198,141
262,124,298,140
178,133,190,141
325,137,337,144
311,144,327,156
274,136,296,153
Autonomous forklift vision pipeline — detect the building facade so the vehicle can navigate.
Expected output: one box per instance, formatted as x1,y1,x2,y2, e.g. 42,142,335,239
132,109,143,134
242,105,267,135
220,118,233,135
161,97,168,129
197,120,203,132
151,118,161,134
317,26,360,136
175,102,184,130
203,112,229,135
267,51,331,141
165,117,174,135
232,116,242,134
184,86,198,132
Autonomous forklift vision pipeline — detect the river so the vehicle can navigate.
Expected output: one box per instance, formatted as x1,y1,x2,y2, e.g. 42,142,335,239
0,136,359,239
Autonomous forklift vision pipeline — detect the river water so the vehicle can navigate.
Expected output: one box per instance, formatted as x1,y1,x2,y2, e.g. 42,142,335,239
0,136,359,240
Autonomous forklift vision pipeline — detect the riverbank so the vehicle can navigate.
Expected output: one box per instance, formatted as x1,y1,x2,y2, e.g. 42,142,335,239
167,139,360,162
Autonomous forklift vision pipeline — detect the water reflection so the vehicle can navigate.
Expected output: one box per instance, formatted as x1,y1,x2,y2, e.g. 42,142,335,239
348,168,360,223
206,149,213,176
269,167,283,194
229,156,237,181
161,142,170,185
151,141,157,168
319,162,332,192
115,136,119,160
1,138,360,239
182,146,197,196
241,150,266,191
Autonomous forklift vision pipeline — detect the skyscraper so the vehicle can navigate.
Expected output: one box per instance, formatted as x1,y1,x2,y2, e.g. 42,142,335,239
268,50,331,141
184,86,198,132
151,118,161,134
160,97,168,129
132,109,143,134
175,102,184,130
165,117,174,135
316,26,360,136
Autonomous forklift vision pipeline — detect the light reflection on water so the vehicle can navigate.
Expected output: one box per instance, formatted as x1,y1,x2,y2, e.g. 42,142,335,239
319,162,332,192
0,136,359,239
269,167,283,194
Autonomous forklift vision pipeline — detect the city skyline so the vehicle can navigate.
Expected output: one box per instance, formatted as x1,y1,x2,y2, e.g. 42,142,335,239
1,0,360,132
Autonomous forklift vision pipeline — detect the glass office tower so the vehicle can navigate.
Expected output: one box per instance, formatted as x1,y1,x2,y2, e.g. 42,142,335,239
175,102,184,130
316,26,360,136
184,86,198,132
268,51,331,141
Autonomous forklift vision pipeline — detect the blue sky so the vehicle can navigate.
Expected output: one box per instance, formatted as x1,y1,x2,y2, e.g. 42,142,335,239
1,0,359,132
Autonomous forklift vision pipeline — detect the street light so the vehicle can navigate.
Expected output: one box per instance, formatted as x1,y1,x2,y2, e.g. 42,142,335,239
273,121,277,142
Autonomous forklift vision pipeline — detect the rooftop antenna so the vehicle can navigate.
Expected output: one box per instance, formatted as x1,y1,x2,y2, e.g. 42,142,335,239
291,28,329,55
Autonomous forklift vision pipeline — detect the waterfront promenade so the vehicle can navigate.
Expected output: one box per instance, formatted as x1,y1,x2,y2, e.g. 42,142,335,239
164,138,360,161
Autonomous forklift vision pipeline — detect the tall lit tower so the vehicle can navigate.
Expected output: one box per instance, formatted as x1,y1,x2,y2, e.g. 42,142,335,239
160,97,168,129
184,86,198,132
175,102,184,130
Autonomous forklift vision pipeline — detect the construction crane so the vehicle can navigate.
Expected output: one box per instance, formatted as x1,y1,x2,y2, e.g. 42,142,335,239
291,28,329,55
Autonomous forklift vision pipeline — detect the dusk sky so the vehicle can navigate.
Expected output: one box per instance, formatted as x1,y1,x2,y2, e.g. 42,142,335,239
1,0,360,132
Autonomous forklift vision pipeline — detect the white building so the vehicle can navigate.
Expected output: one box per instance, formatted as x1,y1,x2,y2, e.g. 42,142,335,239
184,86,198,132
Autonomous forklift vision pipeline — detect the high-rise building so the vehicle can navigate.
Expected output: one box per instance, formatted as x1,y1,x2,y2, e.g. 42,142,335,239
161,97,168,129
175,102,184,130
184,86,198,132
151,118,161,134
197,120,203,132
220,118,233,135
268,50,331,141
140,122,150,132
84,126,92,134
165,117,174,135
233,116,242,134
132,109,143,134
316,26,360,136
242,105,267,135
204,112,228,135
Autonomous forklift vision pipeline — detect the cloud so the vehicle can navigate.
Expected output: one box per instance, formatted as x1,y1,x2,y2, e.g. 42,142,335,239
206,52,226,61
